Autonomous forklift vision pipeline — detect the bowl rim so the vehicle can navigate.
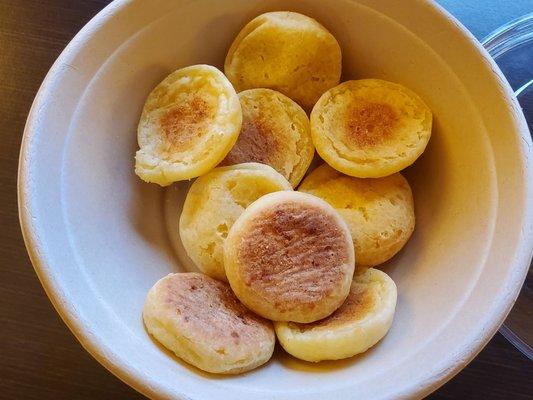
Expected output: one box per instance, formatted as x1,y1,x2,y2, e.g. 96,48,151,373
17,0,533,399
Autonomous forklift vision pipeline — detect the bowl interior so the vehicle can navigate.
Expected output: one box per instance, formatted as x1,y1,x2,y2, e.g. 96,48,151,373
20,0,532,399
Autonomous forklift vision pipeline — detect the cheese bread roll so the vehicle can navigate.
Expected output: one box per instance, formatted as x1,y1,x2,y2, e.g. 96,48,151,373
221,89,314,187
179,163,292,281
275,268,397,362
299,164,415,267
310,79,432,178
224,12,342,110
224,191,355,323
135,65,242,186
143,273,275,374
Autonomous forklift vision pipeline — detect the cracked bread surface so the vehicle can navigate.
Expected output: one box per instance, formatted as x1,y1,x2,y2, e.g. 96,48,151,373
274,268,397,362
224,11,341,111
299,163,415,267
221,88,314,187
179,163,292,281
143,273,275,374
310,79,432,178
224,191,355,323
135,65,242,186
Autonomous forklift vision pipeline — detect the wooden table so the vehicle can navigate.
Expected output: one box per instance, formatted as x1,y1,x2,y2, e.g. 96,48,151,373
0,1,531,398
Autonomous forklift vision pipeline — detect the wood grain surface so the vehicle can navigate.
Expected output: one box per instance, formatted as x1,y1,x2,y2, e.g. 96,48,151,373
0,1,531,399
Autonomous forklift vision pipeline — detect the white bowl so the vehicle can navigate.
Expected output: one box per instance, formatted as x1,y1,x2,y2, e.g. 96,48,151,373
18,0,533,399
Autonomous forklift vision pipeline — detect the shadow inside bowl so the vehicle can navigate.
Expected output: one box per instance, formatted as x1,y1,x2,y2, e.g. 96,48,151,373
275,341,380,373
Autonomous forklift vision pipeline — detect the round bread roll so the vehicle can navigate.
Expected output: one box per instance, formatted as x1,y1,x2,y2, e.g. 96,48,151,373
224,11,342,110
221,89,314,187
179,163,292,281
135,65,242,186
299,164,415,268
310,79,432,178
143,272,275,374
274,268,397,362
224,191,355,323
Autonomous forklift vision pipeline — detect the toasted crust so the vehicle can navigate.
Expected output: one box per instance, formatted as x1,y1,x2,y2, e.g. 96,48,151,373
179,163,292,281
297,282,375,331
310,79,432,178
221,89,314,187
275,268,397,362
224,191,355,323
224,11,342,110
143,273,275,374
135,65,242,186
299,164,415,267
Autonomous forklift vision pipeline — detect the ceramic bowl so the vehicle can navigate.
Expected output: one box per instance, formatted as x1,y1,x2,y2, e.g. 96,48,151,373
18,0,533,399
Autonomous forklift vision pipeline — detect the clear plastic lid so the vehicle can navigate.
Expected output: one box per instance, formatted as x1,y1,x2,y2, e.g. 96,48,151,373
483,13,533,360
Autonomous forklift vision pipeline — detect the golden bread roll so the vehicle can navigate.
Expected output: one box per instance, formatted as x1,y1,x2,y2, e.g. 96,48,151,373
179,163,292,281
221,89,314,187
224,191,355,323
275,268,397,362
224,11,342,110
143,273,275,374
310,79,432,178
135,65,242,186
299,164,415,267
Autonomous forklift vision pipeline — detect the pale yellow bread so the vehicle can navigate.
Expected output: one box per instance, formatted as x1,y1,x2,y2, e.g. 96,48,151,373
224,191,355,323
310,79,432,178
135,65,242,186
275,268,397,362
179,163,292,281
143,272,275,374
221,89,314,187
299,164,415,267
224,11,342,110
